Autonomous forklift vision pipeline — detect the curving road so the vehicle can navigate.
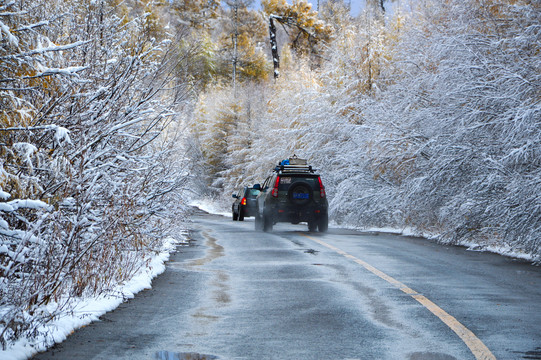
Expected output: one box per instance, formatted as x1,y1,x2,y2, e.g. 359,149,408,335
33,210,541,360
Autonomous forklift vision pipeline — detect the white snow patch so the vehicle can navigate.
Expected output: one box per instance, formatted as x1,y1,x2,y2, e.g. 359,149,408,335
13,143,37,160
189,198,230,217
54,126,71,145
0,187,11,201
0,217,8,230
343,223,536,262
37,66,87,77
460,240,535,262
0,20,18,47
7,199,51,211
0,203,14,212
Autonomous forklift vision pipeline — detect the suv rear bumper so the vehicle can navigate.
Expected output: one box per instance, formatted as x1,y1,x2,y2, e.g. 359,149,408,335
268,203,327,224
242,207,257,217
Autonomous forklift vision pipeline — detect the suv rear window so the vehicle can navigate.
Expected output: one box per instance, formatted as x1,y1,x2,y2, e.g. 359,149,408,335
278,175,320,191
247,189,260,197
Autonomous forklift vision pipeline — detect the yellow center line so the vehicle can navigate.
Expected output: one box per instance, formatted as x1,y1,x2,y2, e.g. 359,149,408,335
301,233,496,360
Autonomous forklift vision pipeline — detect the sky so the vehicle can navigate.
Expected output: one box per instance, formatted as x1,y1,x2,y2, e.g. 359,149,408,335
304,0,364,16
249,0,364,16
253,0,406,18
301,0,410,17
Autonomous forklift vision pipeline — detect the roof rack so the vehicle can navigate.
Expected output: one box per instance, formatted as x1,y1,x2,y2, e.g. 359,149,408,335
274,156,316,173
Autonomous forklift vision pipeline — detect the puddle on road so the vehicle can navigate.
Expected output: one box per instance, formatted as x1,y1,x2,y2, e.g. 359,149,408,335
177,230,231,329
186,231,224,267
156,351,218,360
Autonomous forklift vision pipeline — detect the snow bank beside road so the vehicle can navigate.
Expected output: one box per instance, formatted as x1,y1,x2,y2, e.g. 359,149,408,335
0,236,186,360
348,225,536,263
190,198,230,218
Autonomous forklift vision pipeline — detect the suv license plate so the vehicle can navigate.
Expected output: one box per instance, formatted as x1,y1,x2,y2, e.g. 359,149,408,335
293,193,309,199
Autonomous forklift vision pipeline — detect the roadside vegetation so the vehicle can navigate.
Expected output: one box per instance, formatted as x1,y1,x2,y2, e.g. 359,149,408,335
1,0,539,353
0,0,200,350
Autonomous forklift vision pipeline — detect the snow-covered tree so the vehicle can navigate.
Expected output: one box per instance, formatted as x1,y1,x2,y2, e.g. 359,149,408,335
0,0,196,347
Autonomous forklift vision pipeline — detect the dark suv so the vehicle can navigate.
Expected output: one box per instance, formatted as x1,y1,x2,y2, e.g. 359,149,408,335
254,157,328,232
232,186,260,221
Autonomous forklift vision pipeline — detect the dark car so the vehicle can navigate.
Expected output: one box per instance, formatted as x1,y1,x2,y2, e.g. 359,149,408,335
232,186,261,221
254,156,328,232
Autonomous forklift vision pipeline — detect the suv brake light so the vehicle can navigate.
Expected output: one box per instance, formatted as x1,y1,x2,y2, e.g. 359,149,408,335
241,197,247,205
318,176,326,198
272,176,280,197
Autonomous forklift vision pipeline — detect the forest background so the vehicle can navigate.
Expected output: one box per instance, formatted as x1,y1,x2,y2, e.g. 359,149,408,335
1,0,539,353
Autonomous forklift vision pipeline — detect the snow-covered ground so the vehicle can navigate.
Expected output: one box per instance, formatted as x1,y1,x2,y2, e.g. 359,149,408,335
0,236,188,360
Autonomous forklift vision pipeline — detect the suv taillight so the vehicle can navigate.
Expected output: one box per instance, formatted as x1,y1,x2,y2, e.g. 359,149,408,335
318,176,326,198
241,197,247,205
271,176,280,197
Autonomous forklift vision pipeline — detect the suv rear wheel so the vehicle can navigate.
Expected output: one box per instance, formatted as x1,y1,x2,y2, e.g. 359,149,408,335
263,210,273,232
239,207,245,221
255,211,263,231
318,213,328,232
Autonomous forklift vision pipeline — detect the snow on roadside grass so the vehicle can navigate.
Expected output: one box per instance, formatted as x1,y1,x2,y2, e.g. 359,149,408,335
0,235,185,360
346,224,535,263
458,240,535,262
190,198,230,217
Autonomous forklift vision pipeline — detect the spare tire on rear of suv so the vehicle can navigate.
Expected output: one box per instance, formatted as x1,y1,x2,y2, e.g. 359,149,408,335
287,182,313,206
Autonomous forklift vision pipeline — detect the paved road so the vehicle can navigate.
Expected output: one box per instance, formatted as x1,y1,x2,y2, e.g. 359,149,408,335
33,210,541,360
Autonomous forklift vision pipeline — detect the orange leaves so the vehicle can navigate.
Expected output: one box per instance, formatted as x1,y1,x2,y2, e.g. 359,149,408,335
261,0,288,16
263,0,332,55
241,50,271,81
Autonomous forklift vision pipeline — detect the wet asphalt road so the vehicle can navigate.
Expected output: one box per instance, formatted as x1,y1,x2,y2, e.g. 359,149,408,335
33,210,541,360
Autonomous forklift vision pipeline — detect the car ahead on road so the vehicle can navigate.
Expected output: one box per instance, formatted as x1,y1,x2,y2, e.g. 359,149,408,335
254,156,328,232
232,186,260,221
